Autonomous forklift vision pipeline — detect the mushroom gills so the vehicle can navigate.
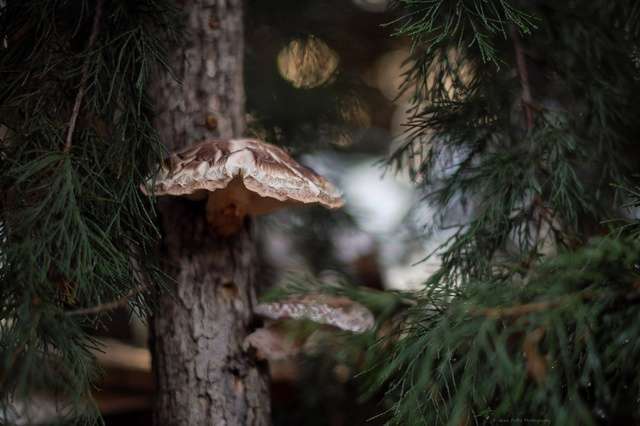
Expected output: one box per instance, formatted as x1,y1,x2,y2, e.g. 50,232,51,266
205,177,297,236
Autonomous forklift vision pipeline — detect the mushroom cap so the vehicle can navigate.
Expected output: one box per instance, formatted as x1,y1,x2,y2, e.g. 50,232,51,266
141,138,344,209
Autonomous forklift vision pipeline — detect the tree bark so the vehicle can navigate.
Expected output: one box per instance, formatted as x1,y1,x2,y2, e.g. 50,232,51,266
150,1,271,425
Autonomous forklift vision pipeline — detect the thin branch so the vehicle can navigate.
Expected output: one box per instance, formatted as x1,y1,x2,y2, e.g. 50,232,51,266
510,25,534,130
63,0,104,152
472,290,606,319
476,299,560,319
66,283,149,316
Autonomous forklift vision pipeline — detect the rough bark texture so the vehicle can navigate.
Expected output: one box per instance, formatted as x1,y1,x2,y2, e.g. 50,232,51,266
154,0,245,150
153,205,270,426
150,0,271,425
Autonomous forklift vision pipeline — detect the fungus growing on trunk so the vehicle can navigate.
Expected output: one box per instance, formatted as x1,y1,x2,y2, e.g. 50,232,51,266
255,295,375,333
141,138,344,236
245,296,376,361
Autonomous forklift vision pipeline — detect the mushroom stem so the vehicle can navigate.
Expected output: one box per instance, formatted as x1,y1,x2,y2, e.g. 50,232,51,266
206,178,250,236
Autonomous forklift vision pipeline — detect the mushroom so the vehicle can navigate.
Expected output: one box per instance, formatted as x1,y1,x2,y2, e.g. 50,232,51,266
244,295,376,362
141,138,344,236
255,295,375,333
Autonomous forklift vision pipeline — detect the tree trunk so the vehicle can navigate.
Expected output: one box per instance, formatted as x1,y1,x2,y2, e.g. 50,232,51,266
150,1,271,425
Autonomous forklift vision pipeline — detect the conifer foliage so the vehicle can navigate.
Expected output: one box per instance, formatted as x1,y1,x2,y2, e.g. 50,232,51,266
0,0,178,422
365,1,640,425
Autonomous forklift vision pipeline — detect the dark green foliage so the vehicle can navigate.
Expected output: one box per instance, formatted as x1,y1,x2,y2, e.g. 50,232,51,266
388,0,536,64
367,238,640,425
363,1,640,425
0,0,179,423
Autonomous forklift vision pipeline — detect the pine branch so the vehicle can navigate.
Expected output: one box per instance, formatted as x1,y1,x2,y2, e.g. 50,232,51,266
0,1,179,422
63,0,104,152
510,25,534,130
368,3,640,423
65,282,149,316
472,292,595,319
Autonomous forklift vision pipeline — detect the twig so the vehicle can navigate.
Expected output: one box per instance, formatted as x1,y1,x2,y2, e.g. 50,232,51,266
510,25,534,130
476,300,559,319
63,0,104,152
66,283,149,316
472,290,602,319
522,326,547,383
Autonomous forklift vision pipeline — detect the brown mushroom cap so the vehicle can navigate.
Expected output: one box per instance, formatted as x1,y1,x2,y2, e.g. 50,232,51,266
143,138,343,207
141,139,344,235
